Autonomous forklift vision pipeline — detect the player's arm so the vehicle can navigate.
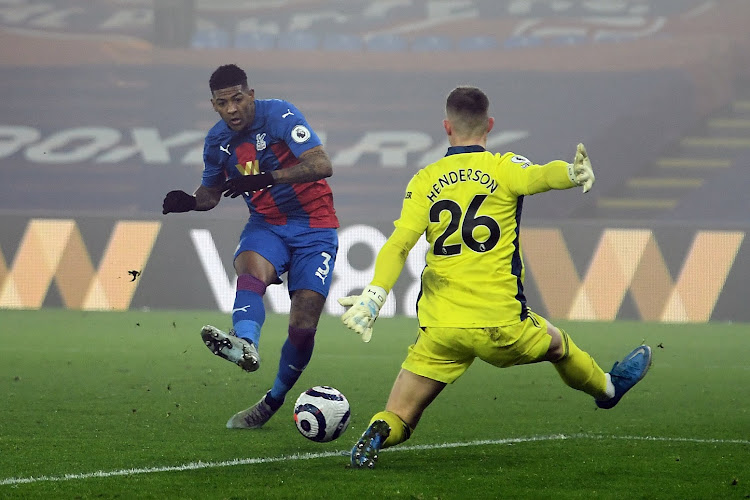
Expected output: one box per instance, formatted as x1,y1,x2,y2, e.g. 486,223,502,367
221,145,332,198
338,226,422,343
162,184,222,214
371,226,422,293
512,143,594,195
274,146,332,183
194,184,222,210
163,135,227,214
520,159,575,194
275,104,331,183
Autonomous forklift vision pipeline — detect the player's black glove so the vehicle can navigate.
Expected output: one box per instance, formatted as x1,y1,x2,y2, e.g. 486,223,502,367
162,190,197,214
222,172,275,198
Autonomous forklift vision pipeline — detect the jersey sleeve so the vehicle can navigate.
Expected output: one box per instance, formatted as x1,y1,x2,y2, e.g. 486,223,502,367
201,136,227,188
393,171,431,235
273,101,323,158
498,153,575,196
371,226,422,292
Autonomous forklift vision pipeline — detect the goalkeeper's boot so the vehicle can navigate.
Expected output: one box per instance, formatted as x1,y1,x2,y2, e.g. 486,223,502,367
351,420,390,469
596,345,652,409
226,392,279,429
201,325,260,372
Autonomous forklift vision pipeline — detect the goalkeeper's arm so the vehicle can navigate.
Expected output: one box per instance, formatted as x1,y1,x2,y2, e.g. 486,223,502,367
338,226,422,342
370,226,422,292
521,143,595,195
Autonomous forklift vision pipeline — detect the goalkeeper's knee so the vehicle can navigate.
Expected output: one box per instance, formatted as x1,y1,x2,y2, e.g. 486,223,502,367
370,410,414,449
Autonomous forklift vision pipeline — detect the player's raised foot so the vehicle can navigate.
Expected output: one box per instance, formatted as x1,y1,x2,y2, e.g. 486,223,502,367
596,345,652,410
351,420,391,469
200,325,260,372
226,392,279,429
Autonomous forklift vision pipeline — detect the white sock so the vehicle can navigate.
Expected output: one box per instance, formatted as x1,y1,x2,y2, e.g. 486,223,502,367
604,373,616,399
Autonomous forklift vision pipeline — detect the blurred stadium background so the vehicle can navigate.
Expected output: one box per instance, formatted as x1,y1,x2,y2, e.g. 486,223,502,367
0,0,749,322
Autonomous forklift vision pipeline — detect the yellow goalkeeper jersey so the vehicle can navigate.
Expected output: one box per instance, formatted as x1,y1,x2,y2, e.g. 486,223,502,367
393,145,575,327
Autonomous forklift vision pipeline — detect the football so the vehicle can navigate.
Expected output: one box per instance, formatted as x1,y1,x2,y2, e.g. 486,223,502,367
293,386,351,442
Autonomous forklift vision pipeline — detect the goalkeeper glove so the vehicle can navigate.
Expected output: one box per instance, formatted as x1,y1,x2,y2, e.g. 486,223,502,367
567,143,595,193
337,285,387,343
162,190,197,214
222,172,275,198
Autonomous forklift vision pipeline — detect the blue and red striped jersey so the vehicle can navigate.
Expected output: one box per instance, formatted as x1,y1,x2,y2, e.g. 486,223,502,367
202,98,338,228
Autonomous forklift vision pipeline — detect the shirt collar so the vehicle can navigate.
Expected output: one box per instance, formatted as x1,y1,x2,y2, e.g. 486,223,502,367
445,145,486,156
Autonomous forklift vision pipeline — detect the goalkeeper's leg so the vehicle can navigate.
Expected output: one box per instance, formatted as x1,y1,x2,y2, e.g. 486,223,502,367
546,324,613,401
351,369,445,468
383,369,446,443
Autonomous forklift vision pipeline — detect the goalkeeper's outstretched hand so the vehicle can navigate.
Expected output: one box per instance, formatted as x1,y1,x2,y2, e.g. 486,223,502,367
337,285,387,343
569,143,595,193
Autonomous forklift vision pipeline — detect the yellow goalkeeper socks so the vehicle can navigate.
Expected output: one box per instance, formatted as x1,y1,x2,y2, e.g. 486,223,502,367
370,411,413,449
553,329,613,400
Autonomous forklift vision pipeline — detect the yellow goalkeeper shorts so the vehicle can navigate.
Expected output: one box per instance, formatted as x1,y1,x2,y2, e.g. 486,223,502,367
401,311,552,384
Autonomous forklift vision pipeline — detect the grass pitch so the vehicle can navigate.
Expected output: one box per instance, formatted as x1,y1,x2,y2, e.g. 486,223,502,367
0,309,748,499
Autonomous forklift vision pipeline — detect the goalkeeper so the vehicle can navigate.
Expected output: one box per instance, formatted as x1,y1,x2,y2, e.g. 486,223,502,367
339,86,652,469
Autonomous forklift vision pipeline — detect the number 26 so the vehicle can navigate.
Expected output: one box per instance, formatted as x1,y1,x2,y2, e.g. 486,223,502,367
429,194,500,255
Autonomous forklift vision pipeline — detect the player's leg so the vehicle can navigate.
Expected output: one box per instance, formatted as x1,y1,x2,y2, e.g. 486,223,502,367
230,228,336,430
384,368,446,437
201,250,280,374
351,369,446,469
228,289,326,429
544,317,652,408
477,313,611,400
543,321,612,400
231,249,278,349
352,326,468,469
201,221,287,374
229,220,289,354
264,288,326,412
264,226,338,414
207,250,279,428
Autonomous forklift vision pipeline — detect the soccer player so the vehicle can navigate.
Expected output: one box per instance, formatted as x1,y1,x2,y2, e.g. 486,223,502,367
162,64,339,429
339,86,652,469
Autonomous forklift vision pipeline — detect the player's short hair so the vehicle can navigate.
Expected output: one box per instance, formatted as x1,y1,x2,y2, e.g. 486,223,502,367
446,86,490,137
209,64,248,93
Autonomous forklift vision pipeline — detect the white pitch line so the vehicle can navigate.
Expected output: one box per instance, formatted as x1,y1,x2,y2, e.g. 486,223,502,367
1,433,748,487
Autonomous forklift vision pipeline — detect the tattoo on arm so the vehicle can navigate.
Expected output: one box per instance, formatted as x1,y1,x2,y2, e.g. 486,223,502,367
194,185,222,211
273,147,333,184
